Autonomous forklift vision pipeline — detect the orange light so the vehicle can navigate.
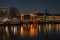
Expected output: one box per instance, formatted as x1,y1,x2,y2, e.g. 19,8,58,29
21,27,24,36
29,26,35,36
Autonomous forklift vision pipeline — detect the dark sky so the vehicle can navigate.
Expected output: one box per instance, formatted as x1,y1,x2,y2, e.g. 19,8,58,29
0,0,60,13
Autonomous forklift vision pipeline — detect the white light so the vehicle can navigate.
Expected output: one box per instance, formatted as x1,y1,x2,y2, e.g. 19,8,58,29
5,26,9,37
39,25,40,32
14,27,17,35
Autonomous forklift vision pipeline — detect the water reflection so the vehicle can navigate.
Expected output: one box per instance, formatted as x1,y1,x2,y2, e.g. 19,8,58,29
5,26,9,37
1,24,60,40
20,24,38,37
4,24,60,37
29,24,38,37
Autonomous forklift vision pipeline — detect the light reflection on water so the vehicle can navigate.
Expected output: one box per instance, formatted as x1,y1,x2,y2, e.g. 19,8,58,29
4,24,60,38
20,24,38,37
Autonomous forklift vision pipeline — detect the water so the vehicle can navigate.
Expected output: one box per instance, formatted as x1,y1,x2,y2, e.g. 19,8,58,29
0,24,60,40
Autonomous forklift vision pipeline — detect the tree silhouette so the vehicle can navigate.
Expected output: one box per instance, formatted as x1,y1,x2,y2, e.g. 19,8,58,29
0,10,4,17
45,9,49,14
9,7,19,18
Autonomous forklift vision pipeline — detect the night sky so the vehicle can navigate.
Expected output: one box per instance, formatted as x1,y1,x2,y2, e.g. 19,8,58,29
0,0,60,13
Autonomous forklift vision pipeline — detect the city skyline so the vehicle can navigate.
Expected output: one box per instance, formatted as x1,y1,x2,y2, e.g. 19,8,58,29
0,0,60,13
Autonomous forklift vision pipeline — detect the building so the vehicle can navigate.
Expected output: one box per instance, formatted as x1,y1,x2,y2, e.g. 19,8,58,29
0,7,9,17
18,13,60,23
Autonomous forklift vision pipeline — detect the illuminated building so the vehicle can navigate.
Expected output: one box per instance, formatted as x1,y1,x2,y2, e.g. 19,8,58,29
0,7,9,17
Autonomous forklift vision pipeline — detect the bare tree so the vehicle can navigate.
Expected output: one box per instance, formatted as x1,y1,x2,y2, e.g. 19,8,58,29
45,9,49,14
9,7,19,18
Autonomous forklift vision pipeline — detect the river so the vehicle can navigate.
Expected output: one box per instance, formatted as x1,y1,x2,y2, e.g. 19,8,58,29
0,23,60,40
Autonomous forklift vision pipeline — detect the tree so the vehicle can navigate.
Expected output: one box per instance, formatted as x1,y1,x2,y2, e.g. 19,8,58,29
45,9,49,14
0,10,3,17
9,7,19,18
